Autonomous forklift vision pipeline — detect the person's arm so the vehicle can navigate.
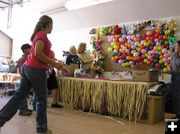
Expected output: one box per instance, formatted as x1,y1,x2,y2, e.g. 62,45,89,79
34,40,62,69
78,54,93,64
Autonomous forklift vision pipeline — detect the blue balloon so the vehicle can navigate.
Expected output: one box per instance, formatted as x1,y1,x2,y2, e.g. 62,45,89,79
151,62,155,67
138,52,142,56
152,42,156,46
132,61,136,65
123,59,127,63
118,52,122,56
136,34,140,38
114,60,118,63
146,47,150,51
122,34,127,39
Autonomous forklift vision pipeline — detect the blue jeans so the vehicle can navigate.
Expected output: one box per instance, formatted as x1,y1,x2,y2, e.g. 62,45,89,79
0,65,48,131
172,72,180,118
14,83,29,112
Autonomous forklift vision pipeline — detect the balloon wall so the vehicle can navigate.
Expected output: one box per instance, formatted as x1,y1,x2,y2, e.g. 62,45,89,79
94,19,176,73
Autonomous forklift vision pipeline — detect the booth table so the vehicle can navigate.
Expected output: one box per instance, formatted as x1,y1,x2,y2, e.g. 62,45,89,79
0,73,20,97
58,77,160,122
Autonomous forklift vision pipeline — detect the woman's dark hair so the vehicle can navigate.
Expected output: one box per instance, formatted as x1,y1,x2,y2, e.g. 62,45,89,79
30,15,53,42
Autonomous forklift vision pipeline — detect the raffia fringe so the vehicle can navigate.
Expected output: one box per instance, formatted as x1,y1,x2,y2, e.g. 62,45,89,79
58,77,156,121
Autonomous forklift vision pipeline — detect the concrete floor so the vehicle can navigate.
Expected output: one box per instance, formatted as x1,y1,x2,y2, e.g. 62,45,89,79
0,96,165,134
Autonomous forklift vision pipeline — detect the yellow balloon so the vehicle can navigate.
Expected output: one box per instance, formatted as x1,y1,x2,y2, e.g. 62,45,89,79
108,47,113,52
158,46,162,51
163,67,168,73
159,60,163,64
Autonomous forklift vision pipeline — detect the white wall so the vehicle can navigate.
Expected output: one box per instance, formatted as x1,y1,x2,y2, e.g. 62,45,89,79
50,0,180,32
0,30,12,57
0,7,41,60
49,28,91,60
0,0,180,61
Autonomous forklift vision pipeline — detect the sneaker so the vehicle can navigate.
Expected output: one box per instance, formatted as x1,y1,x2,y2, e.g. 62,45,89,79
36,129,52,134
51,103,63,108
19,110,32,116
27,108,33,112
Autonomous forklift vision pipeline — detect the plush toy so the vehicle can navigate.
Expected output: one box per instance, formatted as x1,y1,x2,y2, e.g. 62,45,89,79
90,36,96,44
107,26,114,35
89,28,96,34
92,60,103,77
62,51,70,57
97,49,105,60
113,25,121,35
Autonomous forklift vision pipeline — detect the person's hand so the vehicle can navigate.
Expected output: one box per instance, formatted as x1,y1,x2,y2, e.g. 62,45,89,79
60,64,70,76
51,61,62,69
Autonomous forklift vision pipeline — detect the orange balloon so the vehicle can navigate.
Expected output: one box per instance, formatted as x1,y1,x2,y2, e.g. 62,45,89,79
147,60,151,65
115,55,119,60
141,55,145,59
163,35,167,40
156,28,160,33
112,57,115,61
164,40,169,45
148,40,152,44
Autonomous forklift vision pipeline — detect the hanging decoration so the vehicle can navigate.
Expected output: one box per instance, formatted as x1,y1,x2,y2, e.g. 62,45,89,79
90,29,105,77
95,18,176,73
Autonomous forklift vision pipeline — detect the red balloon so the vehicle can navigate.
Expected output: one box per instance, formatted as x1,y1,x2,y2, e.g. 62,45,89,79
155,33,160,38
159,35,163,39
141,33,147,39
147,60,151,65
137,56,142,61
151,54,156,59
155,63,161,68
163,35,168,40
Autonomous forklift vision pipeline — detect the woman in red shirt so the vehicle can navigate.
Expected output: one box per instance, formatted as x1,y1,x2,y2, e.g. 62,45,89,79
0,15,69,134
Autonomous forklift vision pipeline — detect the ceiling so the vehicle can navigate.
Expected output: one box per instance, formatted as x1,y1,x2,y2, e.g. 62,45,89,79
0,0,68,11
0,0,24,9
1,0,180,33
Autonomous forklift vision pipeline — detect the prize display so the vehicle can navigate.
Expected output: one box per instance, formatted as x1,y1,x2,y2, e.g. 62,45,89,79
90,18,176,73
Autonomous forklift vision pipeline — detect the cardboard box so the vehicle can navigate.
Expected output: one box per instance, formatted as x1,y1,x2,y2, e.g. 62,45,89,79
146,95,165,124
131,65,160,82
132,69,159,82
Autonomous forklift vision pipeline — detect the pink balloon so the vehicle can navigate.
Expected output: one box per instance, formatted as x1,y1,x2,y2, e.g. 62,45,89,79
113,38,118,42
125,49,130,54
162,48,167,53
122,46,127,50
146,31,152,36
141,49,147,54
107,35,110,39
113,49,118,53
154,38,159,43
163,58,168,62
163,54,168,58
118,59,123,64
156,42,160,46
131,45,136,49
108,38,112,42
147,55,152,59
119,38,124,42
131,35,135,40
151,50,155,54
127,39,131,43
